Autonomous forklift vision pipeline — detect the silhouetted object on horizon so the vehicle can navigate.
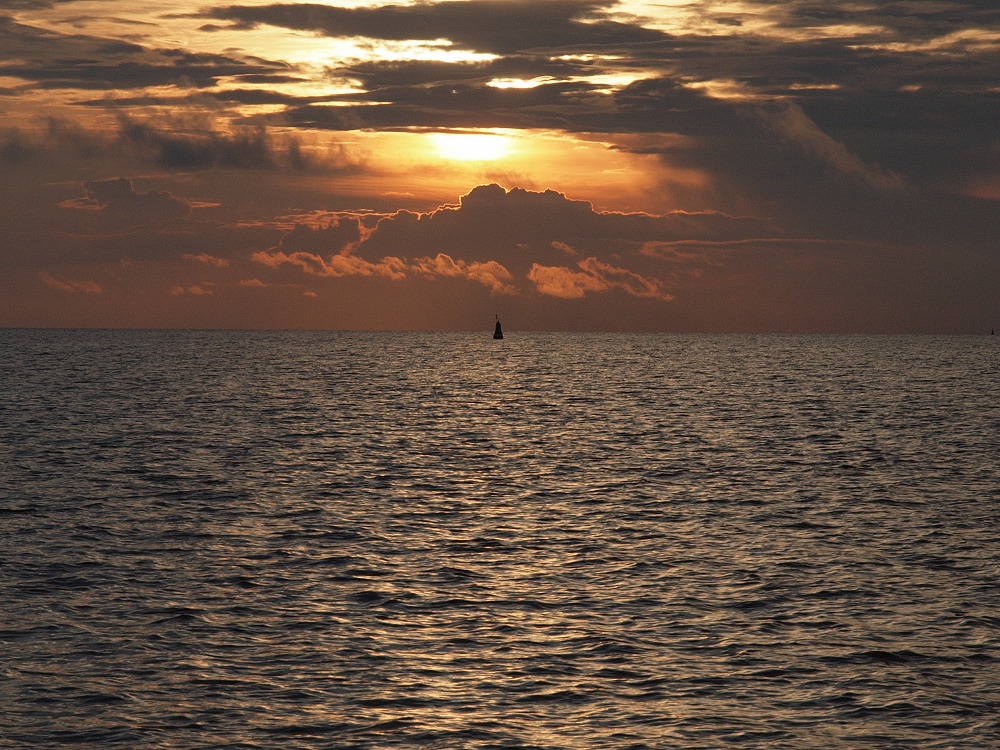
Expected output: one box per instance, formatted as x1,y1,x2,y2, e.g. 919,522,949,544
493,316,503,340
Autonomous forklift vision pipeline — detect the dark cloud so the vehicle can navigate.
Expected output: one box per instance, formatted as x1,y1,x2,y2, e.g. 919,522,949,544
3,56,288,91
0,1,75,8
0,14,147,60
335,55,596,90
77,86,334,110
117,117,361,173
269,216,364,256
761,0,1000,41
212,0,997,209
7,0,996,200
0,116,360,175
277,78,605,133
76,177,192,222
119,119,280,170
54,15,157,30
361,183,771,264
638,32,1000,97
233,73,307,85
0,16,292,91
0,127,35,165
796,88,1000,181
205,0,665,55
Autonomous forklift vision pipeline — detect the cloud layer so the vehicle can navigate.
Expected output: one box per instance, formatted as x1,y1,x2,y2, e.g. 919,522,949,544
1,0,998,331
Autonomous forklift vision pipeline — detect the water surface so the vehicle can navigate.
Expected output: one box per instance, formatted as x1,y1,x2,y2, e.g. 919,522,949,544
2,330,998,748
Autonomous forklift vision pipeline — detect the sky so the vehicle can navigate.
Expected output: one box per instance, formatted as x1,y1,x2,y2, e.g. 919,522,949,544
1,0,998,332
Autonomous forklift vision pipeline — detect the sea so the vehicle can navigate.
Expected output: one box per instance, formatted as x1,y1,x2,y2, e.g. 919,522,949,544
1,329,998,750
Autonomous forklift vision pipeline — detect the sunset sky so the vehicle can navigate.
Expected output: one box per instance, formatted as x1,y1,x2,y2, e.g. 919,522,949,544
2,0,998,332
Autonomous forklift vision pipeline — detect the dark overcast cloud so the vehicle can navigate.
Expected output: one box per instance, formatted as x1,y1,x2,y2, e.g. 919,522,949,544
196,0,1000,212
759,0,1000,40
204,1,664,54
0,1,75,8
0,15,289,90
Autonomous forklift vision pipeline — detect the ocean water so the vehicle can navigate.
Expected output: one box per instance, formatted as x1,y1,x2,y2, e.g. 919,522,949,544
1,329,998,749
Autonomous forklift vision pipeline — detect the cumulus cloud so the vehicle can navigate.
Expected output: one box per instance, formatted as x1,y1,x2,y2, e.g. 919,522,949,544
267,217,366,256
358,183,772,266
248,184,757,299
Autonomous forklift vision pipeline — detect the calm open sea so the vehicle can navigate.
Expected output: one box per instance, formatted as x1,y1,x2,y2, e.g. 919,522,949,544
2,329,998,749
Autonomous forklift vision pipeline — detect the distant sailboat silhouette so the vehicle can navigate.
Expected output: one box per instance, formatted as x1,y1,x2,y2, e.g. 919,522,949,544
493,315,503,340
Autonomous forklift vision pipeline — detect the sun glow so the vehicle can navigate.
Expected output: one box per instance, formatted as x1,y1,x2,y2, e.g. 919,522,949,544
487,77,551,89
432,132,513,161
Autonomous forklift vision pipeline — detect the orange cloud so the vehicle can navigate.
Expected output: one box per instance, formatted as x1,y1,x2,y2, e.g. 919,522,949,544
184,253,230,268
579,257,674,300
528,264,607,299
326,252,405,279
463,259,516,294
253,248,514,293
39,271,103,293
410,253,515,294
170,285,213,295
529,258,673,301
552,241,577,256
251,249,406,280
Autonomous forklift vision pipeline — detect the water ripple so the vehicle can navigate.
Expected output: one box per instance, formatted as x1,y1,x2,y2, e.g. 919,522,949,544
1,330,998,749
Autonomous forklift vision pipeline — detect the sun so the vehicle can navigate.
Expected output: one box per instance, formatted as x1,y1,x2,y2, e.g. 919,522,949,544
431,132,513,161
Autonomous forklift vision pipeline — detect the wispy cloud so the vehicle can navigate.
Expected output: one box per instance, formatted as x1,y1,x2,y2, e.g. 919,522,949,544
39,271,103,293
